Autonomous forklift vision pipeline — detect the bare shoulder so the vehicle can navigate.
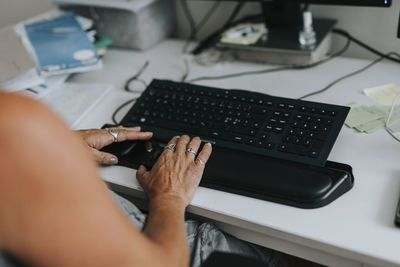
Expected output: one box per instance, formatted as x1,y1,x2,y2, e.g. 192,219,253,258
0,91,83,173
0,91,72,143
0,91,57,128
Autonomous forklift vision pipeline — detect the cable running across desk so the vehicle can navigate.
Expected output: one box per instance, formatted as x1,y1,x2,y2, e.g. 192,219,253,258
181,0,221,53
298,52,400,99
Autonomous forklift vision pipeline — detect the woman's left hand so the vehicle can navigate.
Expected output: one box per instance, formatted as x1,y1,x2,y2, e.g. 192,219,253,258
76,126,153,165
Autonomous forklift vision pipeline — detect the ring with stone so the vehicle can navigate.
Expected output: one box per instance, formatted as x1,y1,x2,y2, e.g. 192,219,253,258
186,147,197,155
196,158,205,165
164,143,176,151
108,129,118,143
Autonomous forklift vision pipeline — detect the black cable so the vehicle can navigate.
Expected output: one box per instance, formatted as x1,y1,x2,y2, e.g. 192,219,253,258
181,0,196,41
182,0,221,53
223,2,245,29
124,61,149,93
112,98,138,125
194,1,221,35
188,66,290,83
298,52,400,100
192,2,248,55
332,29,400,64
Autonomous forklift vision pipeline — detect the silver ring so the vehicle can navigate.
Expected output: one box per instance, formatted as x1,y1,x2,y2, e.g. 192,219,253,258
164,144,176,151
108,129,118,142
196,158,205,165
186,147,197,155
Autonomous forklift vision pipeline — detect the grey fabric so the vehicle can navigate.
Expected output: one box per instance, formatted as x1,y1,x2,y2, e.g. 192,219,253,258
0,192,287,267
0,253,21,267
111,191,287,267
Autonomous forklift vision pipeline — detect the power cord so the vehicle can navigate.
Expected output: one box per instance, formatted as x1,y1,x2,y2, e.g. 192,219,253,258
192,2,248,55
112,98,138,125
124,61,149,93
181,0,221,53
112,61,150,124
332,29,400,64
189,28,400,100
298,54,387,99
386,92,400,143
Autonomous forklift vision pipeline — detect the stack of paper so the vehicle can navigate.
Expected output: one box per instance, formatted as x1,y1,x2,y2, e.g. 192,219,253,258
52,0,156,13
42,83,113,129
0,10,102,96
345,103,390,133
24,12,101,76
363,84,400,106
0,26,43,92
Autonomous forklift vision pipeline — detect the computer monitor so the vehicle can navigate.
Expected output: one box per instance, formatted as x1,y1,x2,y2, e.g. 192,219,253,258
208,0,391,27
192,0,392,64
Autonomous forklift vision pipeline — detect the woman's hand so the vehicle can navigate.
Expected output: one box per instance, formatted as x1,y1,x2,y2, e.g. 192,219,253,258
136,135,212,207
76,126,153,165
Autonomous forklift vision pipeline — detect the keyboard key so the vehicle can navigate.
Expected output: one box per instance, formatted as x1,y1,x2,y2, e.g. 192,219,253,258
220,133,244,143
308,149,320,158
265,124,273,131
252,106,269,114
265,142,275,149
273,127,284,133
244,137,256,145
231,127,257,136
255,140,266,148
260,133,270,140
302,138,312,147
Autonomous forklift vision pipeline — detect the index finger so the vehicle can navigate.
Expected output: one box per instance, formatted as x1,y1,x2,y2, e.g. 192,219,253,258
113,128,153,142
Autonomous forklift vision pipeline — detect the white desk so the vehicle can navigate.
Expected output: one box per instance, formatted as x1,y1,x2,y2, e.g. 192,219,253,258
71,40,400,267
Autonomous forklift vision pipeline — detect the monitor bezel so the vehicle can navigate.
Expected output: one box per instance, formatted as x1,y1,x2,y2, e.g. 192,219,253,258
196,0,392,7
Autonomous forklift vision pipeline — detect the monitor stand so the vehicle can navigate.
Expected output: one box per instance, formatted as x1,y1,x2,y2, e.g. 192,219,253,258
216,2,337,65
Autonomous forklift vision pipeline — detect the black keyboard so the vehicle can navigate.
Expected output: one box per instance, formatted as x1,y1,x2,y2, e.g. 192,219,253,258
120,79,350,166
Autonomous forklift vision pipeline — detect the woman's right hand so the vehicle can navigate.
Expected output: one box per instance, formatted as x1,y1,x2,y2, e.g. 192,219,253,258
136,135,212,207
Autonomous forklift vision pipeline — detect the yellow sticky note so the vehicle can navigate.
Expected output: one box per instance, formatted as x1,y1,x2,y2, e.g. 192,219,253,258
363,83,400,106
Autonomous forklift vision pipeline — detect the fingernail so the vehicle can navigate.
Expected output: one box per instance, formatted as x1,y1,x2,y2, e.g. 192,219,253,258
132,126,141,130
144,132,153,135
206,142,212,146
109,157,118,165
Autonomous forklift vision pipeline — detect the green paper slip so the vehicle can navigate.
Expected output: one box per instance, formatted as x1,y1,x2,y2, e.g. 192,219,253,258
345,103,383,128
355,118,386,133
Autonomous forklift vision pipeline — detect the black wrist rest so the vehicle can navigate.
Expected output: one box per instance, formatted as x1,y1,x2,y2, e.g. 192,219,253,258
102,138,354,209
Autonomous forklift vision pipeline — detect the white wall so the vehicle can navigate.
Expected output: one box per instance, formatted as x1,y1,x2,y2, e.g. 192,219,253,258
0,0,54,28
175,0,400,60
1,0,399,60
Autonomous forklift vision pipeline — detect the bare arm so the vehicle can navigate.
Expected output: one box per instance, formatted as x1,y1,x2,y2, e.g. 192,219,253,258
0,91,211,267
137,136,212,266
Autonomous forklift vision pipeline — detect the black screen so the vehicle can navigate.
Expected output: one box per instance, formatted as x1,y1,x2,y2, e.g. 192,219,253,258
200,0,391,7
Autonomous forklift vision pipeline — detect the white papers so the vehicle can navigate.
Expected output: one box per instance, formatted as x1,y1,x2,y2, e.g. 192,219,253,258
0,10,102,93
20,74,70,99
0,26,42,92
1,69,44,92
42,83,113,128
0,26,37,82
363,83,400,106
52,0,155,13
